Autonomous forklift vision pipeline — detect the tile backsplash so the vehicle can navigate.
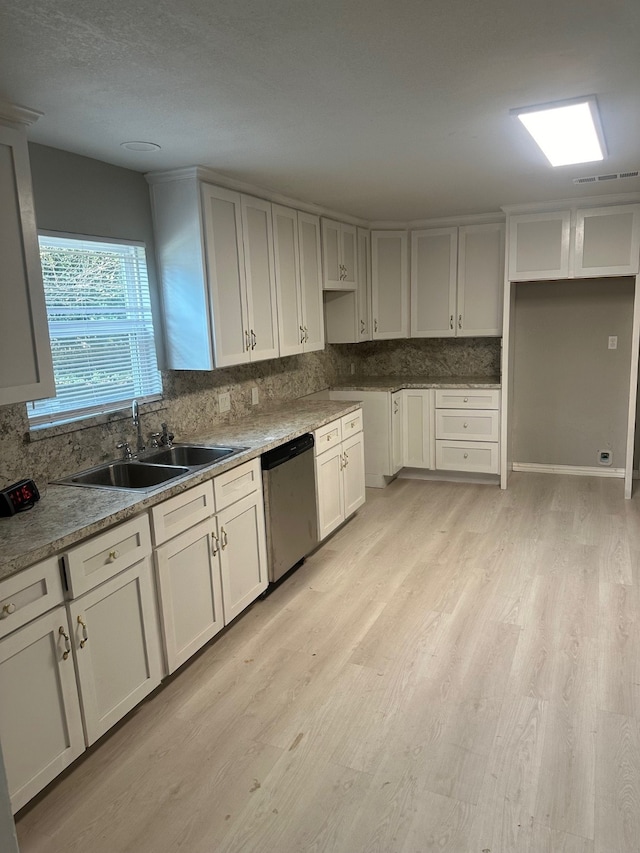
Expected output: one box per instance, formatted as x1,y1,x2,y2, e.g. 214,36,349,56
0,338,500,487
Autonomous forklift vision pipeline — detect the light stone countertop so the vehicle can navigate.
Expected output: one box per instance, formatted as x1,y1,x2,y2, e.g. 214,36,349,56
0,398,361,582
330,374,501,393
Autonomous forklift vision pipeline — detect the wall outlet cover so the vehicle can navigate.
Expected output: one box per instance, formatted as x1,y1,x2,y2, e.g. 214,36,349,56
218,392,231,413
598,450,612,466
251,386,259,405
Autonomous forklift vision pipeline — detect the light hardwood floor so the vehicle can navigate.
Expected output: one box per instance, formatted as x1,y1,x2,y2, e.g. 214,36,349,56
15,473,640,852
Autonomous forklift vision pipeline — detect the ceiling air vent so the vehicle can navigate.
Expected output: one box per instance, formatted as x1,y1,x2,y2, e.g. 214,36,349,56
573,170,639,184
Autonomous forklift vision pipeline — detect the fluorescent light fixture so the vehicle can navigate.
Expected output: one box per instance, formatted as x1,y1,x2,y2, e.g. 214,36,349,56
511,96,606,167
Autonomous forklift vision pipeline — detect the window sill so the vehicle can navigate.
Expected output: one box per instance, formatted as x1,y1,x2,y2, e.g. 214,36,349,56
27,399,167,443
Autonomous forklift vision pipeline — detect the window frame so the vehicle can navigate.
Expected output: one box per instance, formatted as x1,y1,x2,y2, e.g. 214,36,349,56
28,230,163,429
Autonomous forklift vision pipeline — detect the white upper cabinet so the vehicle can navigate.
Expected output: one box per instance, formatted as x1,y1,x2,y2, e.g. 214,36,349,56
508,204,640,281
321,218,357,289
457,223,505,336
371,230,409,339
273,205,324,356
574,205,640,277
411,227,457,337
508,211,571,280
0,113,55,405
323,226,372,344
411,222,504,338
149,175,279,369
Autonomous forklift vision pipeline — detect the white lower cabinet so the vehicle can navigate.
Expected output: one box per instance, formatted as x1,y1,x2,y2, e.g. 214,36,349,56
402,389,433,469
0,605,84,812
152,459,268,674
155,517,224,674
217,491,268,624
434,389,501,475
391,390,404,473
314,412,365,540
67,558,162,745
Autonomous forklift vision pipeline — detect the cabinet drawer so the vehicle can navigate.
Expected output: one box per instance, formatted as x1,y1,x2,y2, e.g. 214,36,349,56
64,515,152,598
0,558,64,640
435,389,500,410
340,409,363,439
435,440,499,474
214,458,261,511
435,409,499,442
314,419,342,453
151,481,215,546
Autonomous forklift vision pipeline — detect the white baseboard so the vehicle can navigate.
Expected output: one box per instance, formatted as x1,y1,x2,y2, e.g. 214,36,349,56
512,462,625,479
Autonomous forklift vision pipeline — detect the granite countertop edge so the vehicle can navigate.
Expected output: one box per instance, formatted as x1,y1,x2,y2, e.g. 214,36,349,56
0,398,361,581
330,374,501,392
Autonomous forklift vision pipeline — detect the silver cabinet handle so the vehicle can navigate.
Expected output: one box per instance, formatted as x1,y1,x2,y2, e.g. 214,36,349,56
220,527,228,549
211,532,219,556
300,325,305,344
450,315,454,330
458,314,462,330
393,401,399,414
360,319,365,334
59,626,71,660
343,451,349,467
245,330,251,351
250,330,257,350
304,326,309,343
374,319,378,333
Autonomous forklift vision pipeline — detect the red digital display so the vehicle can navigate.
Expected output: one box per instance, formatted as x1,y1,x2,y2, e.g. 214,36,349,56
0,479,40,516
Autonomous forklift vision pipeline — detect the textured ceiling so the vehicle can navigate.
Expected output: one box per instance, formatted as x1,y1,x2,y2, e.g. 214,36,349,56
1,0,639,220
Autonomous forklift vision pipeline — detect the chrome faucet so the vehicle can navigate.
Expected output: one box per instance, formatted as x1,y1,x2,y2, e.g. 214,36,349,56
160,422,174,447
132,400,145,454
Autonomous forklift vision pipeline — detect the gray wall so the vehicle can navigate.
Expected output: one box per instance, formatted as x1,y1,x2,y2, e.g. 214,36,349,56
512,277,634,469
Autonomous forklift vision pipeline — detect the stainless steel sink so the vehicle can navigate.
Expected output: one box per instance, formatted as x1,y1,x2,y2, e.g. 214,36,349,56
141,444,245,467
55,461,190,491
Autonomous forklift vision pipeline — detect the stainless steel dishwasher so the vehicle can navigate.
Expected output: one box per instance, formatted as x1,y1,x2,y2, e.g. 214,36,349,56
261,433,318,584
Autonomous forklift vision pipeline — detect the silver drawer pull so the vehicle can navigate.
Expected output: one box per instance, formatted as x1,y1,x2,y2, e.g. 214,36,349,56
1,603,16,619
211,532,220,556
463,423,469,429
464,453,469,459
107,549,119,563
463,397,469,403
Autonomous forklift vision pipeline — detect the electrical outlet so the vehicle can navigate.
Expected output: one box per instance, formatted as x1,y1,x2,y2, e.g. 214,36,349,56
218,392,231,413
608,336,618,349
598,449,612,466
251,386,259,405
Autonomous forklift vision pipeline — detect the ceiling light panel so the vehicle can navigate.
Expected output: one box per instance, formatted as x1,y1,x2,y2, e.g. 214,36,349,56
512,96,606,167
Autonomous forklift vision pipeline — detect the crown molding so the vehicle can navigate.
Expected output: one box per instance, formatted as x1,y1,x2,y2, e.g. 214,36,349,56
369,211,505,230
0,100,42,127
145,165,369,226
501,191,640,214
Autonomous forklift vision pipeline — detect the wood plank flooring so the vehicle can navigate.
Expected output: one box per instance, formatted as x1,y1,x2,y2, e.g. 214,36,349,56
15,473,640,852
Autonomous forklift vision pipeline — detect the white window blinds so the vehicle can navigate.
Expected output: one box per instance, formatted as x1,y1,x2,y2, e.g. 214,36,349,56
29,234,162,426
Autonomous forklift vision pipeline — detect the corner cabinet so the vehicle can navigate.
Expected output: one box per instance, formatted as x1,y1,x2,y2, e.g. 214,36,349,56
148,173,279,369
0,112,55,405
507,204,640,281
411,222,504,337
324,227,372,344
321,218,357,289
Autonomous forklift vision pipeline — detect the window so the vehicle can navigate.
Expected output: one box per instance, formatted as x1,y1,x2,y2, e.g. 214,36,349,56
28,233,162,427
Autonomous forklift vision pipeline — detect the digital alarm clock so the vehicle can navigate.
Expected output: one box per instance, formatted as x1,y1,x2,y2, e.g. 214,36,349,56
0,479,40,516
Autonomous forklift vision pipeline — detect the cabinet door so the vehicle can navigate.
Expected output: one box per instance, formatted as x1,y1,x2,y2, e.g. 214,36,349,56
508,211,571,280
298,212,325,352
273,204,303,357
575,205,640,277
0,606,84,812
201,184,250,367
391,390,404,473
155,519,224,675
457,223,505,336
241,195,279,361
217,491,268,623
341,223,358,288
371,230,409,339
68,558,162,744
357,228,372,340
411,228,457,337
342,432,366,517
321,218,343,289
402,389,432,469
315,445,345,540
0,123,55,405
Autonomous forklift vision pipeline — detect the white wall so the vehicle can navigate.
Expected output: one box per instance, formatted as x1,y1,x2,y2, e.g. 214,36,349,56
512,277,634,468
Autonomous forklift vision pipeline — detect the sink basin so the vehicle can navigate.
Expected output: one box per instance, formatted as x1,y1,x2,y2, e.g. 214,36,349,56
141,444,246,467
55,461,190,491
